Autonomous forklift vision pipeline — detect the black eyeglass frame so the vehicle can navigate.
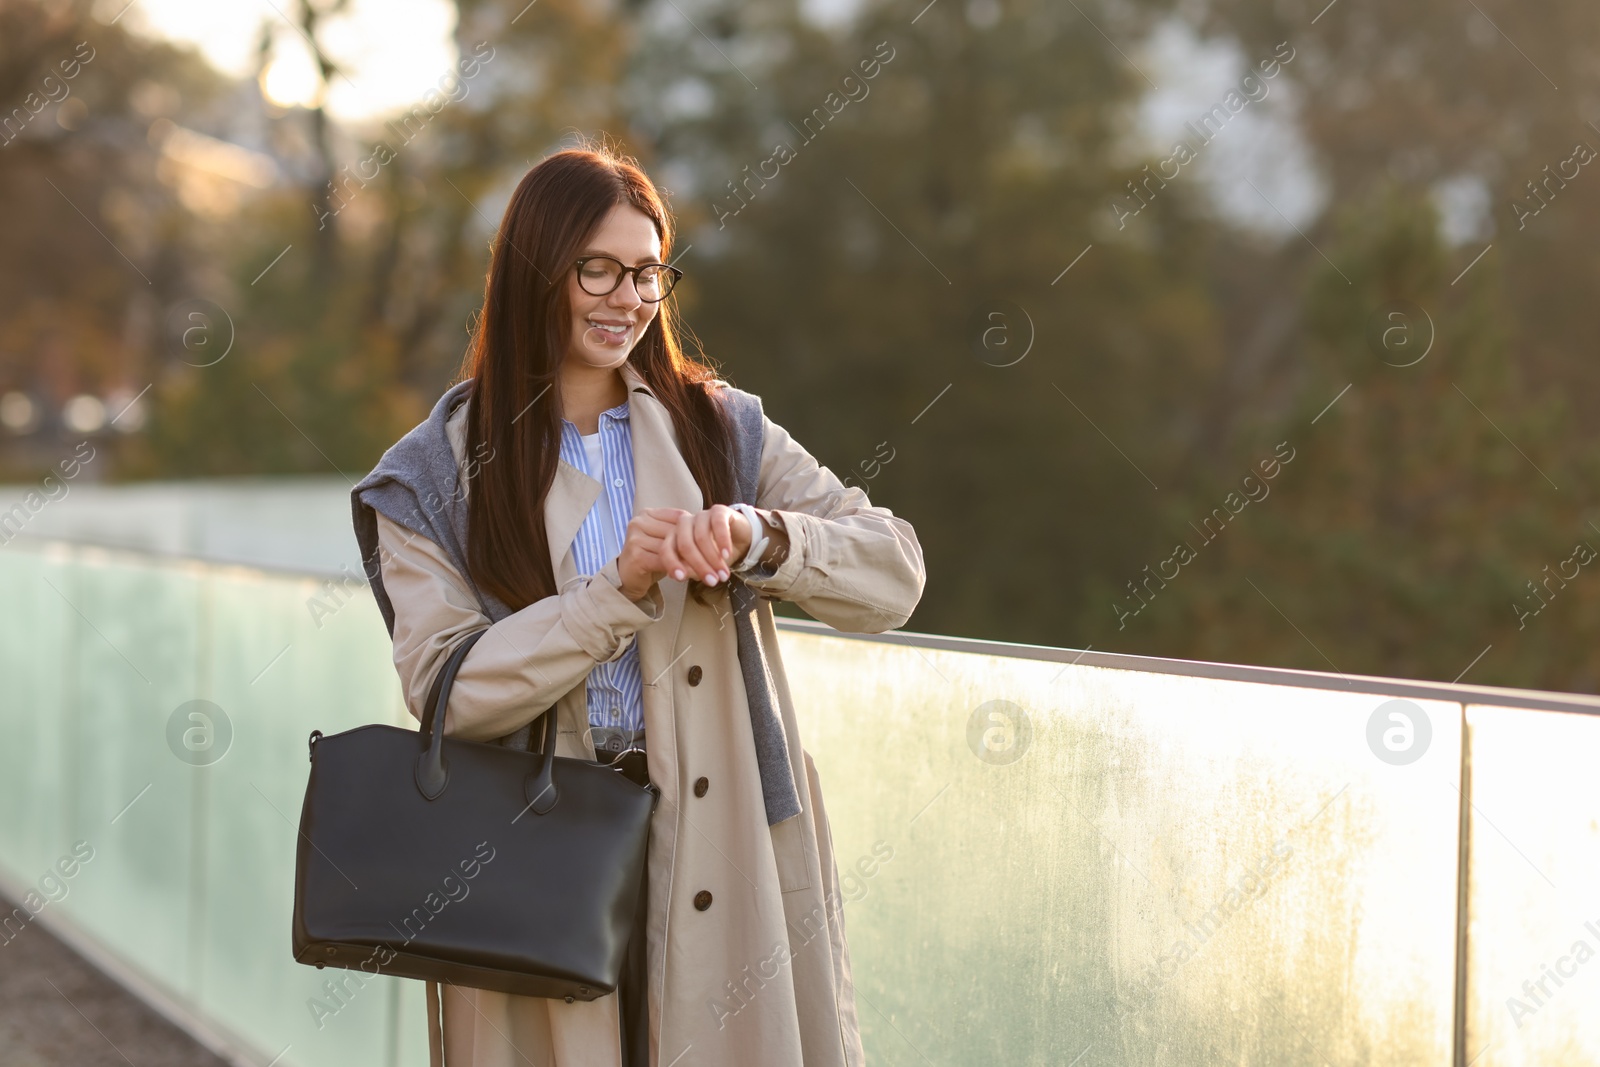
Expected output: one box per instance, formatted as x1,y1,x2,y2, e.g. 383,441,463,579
571,255,684,302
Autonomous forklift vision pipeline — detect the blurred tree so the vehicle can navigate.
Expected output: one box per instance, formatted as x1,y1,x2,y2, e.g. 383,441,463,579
627,0,1236,644
127,0,427,479
384,0,636,388
5,0,1596,693
133,0,633,476
0,0,227,479
288,0,351,295
1087,183,1600,692
1203,0,1600,425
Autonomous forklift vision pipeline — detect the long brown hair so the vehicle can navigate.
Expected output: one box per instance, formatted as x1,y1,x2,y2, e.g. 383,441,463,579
460,140,735,611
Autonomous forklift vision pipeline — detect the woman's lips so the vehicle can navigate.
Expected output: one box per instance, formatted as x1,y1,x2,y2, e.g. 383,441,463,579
587,321,631,347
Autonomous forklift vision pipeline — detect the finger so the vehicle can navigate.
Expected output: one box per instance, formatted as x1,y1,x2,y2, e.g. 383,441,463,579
675,512,718,584
630,531,668,563
695,509,731,580
658,527,689,583
691,512,727,582
676,512,715,583
631,509,683,546
622,534,667,571
708,506,734,572
631,511,681,538
627,528,667,550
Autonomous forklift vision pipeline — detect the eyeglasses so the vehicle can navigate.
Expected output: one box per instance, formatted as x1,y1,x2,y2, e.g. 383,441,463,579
572,255,683,302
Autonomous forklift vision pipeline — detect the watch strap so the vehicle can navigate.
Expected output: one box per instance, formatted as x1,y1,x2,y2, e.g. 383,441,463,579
729,502,770,575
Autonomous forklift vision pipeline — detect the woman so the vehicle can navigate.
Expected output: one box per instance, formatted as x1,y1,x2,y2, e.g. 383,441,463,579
351,141,925,1067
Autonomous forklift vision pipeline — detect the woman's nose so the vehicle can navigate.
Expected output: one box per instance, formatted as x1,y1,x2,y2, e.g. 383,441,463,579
608,281,642,310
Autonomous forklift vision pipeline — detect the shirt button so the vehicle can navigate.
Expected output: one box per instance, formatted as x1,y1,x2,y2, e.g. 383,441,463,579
687,665,703,686
693,776,708,797
612,478,624,488
693,890,713,911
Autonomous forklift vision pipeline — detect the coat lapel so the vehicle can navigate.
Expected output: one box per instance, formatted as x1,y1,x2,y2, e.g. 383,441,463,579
539,362,706,754
543,461,600,587
535,439,600,758
540,361,707,581
619,360,707,536
617,360,705,682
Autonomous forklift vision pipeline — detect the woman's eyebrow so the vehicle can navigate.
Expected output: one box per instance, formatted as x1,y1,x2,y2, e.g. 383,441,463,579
580,248,660,265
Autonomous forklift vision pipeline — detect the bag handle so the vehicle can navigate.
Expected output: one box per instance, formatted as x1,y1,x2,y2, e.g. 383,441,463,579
523,704,560,815
415,627,561,816
415,629,485,800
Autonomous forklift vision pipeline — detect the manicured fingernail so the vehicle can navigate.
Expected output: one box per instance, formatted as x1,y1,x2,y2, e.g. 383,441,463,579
674,568,685,581
719,569,730,581
721,547,730,560
705,573,718,586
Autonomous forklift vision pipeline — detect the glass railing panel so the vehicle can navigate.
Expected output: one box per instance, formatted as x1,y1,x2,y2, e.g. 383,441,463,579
0,543,424,1066
189,561,414,1066
1463,704,1600,1067
776,629,1465,1065
25,545,207,1003
0,544,77,884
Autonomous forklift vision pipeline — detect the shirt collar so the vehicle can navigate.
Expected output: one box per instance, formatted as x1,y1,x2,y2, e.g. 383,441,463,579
561,398,629,435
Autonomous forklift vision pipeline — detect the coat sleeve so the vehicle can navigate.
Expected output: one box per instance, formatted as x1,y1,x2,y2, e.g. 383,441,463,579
739,413,925,633
374,510,666,742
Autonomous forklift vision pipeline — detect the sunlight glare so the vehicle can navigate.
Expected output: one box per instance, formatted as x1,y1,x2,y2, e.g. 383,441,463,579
260,40,324,110
118,0,458,123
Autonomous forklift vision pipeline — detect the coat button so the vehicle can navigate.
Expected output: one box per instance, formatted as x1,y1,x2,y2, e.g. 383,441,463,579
687,665,703,686
693,776,708,797
693,890,713,911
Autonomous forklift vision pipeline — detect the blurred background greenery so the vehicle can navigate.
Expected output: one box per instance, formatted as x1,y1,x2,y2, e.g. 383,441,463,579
2,0,1596,692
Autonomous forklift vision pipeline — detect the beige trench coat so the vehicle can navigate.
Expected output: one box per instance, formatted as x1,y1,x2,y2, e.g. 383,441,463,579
372,360,925,1067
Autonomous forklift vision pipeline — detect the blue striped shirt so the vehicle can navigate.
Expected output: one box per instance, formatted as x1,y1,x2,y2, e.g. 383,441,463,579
558,400,646,738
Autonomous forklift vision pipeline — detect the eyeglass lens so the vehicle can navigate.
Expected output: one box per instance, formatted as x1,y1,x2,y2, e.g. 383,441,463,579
578,257,675,300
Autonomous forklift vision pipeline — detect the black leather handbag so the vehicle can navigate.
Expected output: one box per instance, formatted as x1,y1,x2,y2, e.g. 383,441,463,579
291,628,659,1000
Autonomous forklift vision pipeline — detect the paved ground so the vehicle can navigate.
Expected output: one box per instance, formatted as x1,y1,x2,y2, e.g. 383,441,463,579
0,892,229,1067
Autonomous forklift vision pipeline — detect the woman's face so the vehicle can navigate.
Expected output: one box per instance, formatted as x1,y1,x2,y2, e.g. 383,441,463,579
563,202,664,371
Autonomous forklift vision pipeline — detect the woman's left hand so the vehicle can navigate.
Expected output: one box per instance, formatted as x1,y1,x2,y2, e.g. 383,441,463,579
644,505,750,586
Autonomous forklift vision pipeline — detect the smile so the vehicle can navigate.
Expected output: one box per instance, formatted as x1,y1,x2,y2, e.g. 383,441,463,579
586,318,632,348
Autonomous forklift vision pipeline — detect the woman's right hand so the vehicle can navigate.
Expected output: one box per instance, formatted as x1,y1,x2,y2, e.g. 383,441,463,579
616,509,679,601
617,506,750,600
